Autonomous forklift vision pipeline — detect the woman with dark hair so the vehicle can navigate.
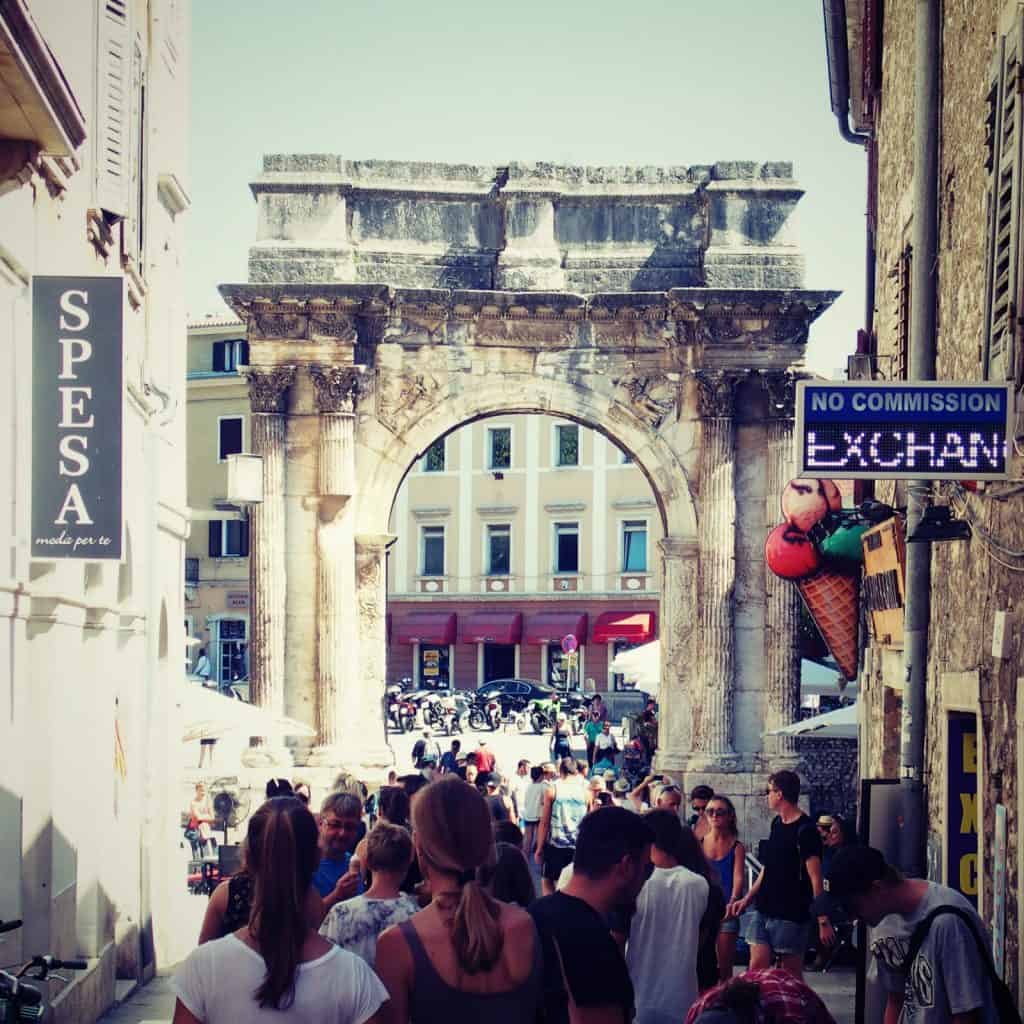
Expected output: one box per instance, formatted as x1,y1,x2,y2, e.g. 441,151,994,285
627,810,712,1023
375,777,542,1023
674,825,727,992
174,797,388,1023
701,795,746,981
482,842,536,909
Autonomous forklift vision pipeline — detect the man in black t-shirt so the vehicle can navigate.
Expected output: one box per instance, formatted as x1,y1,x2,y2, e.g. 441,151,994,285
530,807,654,1024
727,769,834,979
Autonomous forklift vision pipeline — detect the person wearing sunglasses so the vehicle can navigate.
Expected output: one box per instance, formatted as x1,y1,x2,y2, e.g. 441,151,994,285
687,785,714,841
701,796,746,981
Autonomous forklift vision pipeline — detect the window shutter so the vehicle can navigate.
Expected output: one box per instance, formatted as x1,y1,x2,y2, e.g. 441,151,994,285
95,0,131,219
212,341,225,372
985,16,1024,381
208,521,222,557
239,521,250,558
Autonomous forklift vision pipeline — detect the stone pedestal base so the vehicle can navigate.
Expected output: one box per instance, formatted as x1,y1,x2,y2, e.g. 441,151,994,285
240,742,294,771
307,744,346,770
685,753,744,774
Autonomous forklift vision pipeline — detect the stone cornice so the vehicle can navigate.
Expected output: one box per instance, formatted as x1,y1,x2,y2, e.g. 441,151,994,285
219,284,837,335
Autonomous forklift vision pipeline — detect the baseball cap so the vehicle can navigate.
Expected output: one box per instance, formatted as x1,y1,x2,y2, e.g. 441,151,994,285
809,845,887,917
613,778,631,794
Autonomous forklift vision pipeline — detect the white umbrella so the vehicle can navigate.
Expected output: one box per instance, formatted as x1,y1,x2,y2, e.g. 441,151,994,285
763,702,858,740
610,640,660,695
178,682,315,742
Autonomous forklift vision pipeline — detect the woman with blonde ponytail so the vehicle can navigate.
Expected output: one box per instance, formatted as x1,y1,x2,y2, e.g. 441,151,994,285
375,777,542,1023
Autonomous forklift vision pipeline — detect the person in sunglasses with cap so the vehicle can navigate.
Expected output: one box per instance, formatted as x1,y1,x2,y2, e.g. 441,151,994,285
812,846,998,1023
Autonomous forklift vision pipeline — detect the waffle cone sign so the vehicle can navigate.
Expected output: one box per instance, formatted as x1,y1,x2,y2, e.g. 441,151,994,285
797,568,860,681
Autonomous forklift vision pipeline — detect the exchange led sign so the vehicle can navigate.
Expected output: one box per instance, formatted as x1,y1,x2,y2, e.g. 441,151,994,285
795,381,1014,480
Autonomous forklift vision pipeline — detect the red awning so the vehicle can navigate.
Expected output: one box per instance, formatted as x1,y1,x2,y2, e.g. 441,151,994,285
524,612,588,646
394,612,457,646
592,611,656,644
460,611,523,645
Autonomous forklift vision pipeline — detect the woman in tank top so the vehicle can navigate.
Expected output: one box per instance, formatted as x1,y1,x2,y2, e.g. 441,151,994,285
375,777,542,1024
700,794,747,981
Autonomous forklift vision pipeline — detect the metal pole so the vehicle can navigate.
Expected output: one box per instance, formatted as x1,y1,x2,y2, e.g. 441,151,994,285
899,0,940,879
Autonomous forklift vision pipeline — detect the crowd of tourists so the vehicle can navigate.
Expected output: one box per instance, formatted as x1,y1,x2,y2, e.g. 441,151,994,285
174,752,1003,1023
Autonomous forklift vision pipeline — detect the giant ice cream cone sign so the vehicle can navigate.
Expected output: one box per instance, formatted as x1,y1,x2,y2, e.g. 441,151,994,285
765,478,866,681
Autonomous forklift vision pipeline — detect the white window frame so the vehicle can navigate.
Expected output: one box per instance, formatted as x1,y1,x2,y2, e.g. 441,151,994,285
552,422,581,469
217,519,248,558
485,523,512,576
420,524,446,577
487,423,513,470
553,521,581,575
208,614,249,687
217,415,245,463
413,642,455,689
421,437,446,473
620,517,650,573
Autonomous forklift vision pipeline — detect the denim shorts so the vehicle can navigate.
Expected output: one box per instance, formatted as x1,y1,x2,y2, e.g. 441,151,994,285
744,910,812,955
719,917,740,935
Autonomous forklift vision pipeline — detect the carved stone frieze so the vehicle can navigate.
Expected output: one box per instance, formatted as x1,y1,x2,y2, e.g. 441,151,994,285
762,371,799,419
613,375,678,429
308,312,358,343
246,365,297,413
693,370,741,419
253,313,305,340
309,365,364,414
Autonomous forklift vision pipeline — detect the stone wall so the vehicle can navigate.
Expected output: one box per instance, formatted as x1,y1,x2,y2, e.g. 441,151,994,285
799,738,859,822
248,157,806,293
869,0,1024,996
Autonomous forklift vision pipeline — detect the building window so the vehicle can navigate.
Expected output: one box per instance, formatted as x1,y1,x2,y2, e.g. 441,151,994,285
212,339,248,372
555,424,579,467
218,417,243,461
487,524,511,575
622,520,648,572
421,526,445,576
546,644,581,689
185,557,199,583
611,639,640,691
217,618,247,686
208,520,250,558
555,522,579,574
423,438,445,472
488,426,511,469
418,644,450,688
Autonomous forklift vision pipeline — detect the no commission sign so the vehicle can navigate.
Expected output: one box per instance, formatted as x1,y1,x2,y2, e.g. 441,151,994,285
794,381,1014,481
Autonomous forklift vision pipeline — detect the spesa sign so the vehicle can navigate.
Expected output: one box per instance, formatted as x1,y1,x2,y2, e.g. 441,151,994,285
795,381,1013,480
32,277,123,559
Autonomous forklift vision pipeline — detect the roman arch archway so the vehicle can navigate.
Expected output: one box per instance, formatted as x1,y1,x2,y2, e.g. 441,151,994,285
219,155,837,826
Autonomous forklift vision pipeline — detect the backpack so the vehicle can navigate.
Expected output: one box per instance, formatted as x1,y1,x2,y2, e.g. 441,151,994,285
905,905,1021,1024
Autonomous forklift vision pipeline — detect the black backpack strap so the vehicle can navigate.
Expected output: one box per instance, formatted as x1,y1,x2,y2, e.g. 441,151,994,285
905,905,993,979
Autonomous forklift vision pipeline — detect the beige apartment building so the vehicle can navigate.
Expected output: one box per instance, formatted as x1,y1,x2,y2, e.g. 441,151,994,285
185,318,251,685
186,319,660,694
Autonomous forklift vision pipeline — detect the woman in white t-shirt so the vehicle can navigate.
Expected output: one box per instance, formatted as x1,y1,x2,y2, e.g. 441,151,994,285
172,796,388,1024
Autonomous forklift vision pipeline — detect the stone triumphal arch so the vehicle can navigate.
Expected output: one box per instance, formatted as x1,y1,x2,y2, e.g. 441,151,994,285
220,155,836,828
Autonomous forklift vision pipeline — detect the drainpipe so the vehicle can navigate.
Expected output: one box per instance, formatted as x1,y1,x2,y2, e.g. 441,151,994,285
900,0,940,880
822,0,872,147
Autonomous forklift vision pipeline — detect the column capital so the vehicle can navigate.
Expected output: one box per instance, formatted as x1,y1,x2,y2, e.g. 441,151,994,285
309,365,364,414
693,370,742,419
246,365,297,413
761,371,801,419
659,536,699,560
355,533,398,554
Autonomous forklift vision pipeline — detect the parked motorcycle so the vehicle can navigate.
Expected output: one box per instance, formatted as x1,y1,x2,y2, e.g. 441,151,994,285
468,694,501,731
385,686,417,733
437,693,468,735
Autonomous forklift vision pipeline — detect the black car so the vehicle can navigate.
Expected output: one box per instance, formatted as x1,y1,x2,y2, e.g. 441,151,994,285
476,678,555,710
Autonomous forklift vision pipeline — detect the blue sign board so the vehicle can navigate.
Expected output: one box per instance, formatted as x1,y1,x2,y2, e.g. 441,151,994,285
795,381,1014,480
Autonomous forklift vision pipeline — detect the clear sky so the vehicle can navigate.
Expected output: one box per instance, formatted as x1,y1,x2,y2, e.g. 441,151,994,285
187,0,866,377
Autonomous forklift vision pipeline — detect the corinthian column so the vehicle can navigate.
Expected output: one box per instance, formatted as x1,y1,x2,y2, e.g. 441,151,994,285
308,366,361,766
655,537,700,777
244,366,296,767
690,371,741,771
762,372,802,766
354,534,398,779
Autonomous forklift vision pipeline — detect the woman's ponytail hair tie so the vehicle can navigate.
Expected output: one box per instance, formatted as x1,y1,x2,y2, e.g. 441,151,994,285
456,867,477,886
